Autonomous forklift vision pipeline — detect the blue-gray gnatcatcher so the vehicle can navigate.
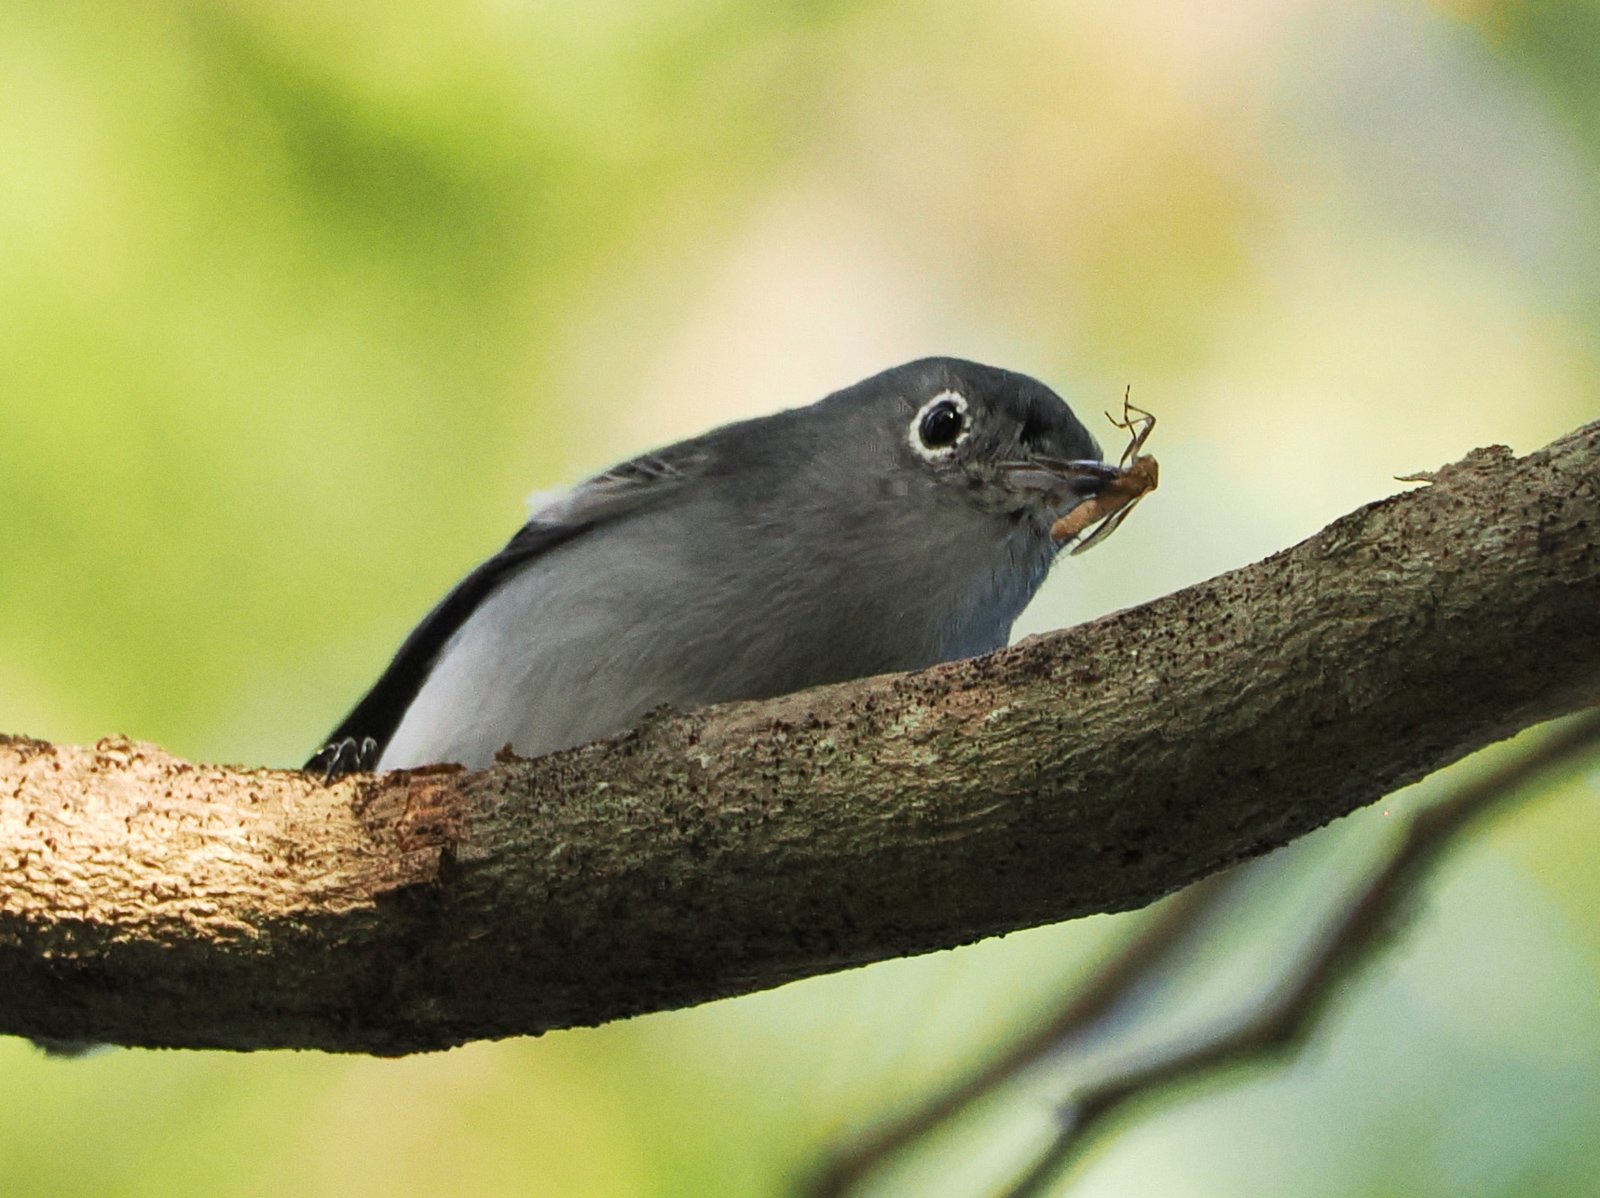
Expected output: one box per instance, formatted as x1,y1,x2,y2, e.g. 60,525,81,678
308,357,1117,778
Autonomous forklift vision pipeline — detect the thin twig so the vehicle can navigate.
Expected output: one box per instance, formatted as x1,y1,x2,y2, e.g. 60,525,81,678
999,707,1600,1198
803,871,1237,1197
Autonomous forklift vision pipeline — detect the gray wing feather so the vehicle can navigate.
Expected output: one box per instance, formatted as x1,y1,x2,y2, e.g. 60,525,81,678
305,444,712,774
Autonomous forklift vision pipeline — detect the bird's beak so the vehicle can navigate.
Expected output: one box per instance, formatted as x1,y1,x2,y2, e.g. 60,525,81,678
1000,457,1120,503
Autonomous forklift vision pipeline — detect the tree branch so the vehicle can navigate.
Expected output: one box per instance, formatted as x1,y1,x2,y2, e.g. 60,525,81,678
999,706,1600,1198
804,871,1240,1198
2,421,1597,1054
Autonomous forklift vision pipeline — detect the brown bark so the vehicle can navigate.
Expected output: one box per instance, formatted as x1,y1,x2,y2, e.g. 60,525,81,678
2,421,1597,1054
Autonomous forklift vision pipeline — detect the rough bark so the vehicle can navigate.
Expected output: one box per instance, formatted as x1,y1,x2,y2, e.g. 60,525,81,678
2,421,1597,1054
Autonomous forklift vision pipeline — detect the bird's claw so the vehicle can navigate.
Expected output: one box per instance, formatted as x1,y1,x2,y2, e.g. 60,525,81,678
306,735,380,784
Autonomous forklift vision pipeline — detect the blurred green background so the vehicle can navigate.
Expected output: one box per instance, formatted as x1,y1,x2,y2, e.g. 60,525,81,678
3,1,1598,1195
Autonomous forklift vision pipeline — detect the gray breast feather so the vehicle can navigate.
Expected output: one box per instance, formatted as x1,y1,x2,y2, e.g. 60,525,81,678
378,492,1050,770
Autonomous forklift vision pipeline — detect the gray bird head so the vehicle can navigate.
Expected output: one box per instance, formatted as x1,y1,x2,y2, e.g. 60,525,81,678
701,356,1123,674
806,357,1116,542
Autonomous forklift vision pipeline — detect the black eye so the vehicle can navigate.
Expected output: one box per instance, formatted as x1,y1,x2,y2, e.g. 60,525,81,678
918,399,966,449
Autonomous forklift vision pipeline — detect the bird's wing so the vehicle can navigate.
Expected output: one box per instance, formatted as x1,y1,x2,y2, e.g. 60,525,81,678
306,445,714,776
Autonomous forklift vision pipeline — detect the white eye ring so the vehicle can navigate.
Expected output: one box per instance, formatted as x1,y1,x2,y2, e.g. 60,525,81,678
908,391,971,462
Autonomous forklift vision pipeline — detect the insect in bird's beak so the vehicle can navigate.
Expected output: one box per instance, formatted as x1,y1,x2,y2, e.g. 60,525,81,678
1051,391,1160,553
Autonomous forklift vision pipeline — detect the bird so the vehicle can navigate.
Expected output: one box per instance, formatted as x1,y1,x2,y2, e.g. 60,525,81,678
307,357,1116,778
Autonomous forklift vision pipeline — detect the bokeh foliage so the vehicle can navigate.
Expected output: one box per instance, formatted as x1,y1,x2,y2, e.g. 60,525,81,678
2,2,1597,1195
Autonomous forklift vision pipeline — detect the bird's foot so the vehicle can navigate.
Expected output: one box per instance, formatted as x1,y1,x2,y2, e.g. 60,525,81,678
306,736,379,784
